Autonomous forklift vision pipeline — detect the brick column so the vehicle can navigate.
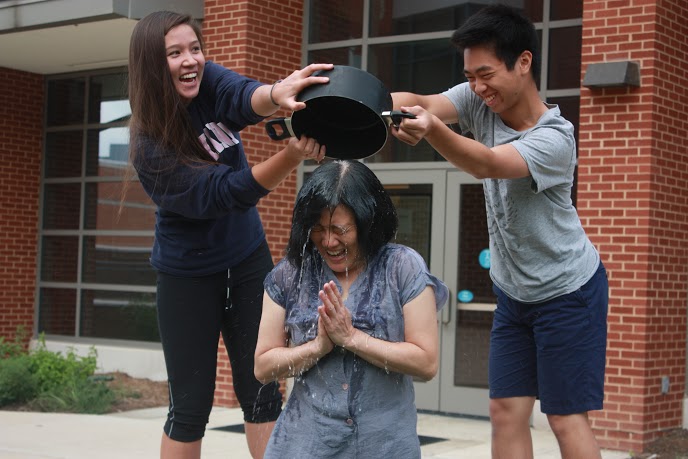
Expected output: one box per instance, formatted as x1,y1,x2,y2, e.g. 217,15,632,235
0,68,43,349
202,0,304,408
579,0,688,453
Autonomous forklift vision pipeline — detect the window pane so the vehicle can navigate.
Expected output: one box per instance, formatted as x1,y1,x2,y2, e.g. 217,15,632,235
307,47,362,67
548,26,582,90
84,181,156,231
308,0,363,43
366,40,457,163
42,183,81,230
86,127,130,176
455,310,492,388
386,184,432,264
82,235,155,285
38,288,77,336
550,0,582,21
41,236,79,282
80,290,159,342
44,131,83,178
88,73,130,124
369,0,483,37
522,0,544,23
47,79,85,126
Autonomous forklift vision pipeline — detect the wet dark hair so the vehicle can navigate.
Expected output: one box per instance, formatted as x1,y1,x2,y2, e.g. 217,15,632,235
285,160,398,268
451,4,541,82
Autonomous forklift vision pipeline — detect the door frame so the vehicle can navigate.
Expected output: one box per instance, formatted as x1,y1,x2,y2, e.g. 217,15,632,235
439,170,491,417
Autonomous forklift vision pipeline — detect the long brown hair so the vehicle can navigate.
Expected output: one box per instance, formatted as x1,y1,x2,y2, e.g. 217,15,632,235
127,10,212,167
119,11,212,219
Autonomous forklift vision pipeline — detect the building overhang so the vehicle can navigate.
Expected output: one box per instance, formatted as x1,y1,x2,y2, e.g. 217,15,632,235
0,0,203,75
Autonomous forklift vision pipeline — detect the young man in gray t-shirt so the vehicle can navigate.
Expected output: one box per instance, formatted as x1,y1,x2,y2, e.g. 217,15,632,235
392,5,608,459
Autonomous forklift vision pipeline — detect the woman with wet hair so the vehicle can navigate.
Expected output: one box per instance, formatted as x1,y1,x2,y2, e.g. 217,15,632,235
127,10,332,459
255,160,448,458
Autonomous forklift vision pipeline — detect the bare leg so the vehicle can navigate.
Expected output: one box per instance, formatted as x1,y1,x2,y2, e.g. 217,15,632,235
245,420,276,459
547,412,602,459
160,433,201,459
490,396,535,459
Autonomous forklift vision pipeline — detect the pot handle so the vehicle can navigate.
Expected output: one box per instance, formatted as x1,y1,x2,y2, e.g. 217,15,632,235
381,110,416,128
265,118,295,141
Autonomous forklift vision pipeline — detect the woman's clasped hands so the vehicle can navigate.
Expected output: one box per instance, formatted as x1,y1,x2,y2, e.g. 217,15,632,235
317,280,358,350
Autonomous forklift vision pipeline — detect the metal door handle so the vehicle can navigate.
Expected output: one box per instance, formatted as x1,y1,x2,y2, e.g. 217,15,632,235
441,293,452,324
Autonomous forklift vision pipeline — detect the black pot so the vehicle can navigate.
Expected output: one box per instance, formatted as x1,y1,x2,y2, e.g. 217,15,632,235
265,65,413,160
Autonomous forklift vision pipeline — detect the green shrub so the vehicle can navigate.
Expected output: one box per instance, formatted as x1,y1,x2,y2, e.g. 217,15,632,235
0,326,29,359
0,356,38,406
28,377,116,414
27,335,98,394
0,332,116,413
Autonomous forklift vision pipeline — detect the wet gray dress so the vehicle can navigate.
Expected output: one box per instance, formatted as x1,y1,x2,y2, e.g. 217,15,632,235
263,243,448,459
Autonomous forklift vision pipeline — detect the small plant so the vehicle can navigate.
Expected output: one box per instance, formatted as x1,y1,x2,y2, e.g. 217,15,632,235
0,330,116,413
0,325,29,359
0,356,38,406
27,334,98,394
28,376,116,414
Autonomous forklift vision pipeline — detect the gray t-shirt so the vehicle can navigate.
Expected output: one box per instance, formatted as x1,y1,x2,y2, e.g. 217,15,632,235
442,82,599,302
263,243,448,459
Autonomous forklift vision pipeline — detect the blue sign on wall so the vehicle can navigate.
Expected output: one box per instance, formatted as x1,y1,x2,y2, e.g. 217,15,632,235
479,248,490,269
457,290,474,303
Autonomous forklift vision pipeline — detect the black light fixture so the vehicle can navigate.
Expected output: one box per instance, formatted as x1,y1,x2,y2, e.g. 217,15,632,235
582,61,641,88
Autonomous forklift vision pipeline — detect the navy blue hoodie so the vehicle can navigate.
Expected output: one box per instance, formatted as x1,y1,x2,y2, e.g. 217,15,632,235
134,61,271,276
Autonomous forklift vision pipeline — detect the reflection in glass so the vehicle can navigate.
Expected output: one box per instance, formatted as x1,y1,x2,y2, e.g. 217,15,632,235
80,290,159,342
44,131,83,178
308,0,363,43
307,47,362,68
82,235,155,286
385,184,432,265
368,0,544,37
41,236,79,282
84,181,156,231
88,73,129,124
369,40,462,93
42,183,80,230
369,0,483,37
46,78,85,126
39,288,77,336
548,26,582,90
86,127,130,176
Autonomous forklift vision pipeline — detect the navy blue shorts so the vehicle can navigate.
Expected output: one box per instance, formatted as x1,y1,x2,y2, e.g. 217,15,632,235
488,262,608,415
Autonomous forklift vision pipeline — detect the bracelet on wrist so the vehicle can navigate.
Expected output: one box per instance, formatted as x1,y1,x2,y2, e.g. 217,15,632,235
269,79,283,106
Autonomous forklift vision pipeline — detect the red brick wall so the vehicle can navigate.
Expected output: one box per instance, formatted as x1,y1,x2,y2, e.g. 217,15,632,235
580,0,688,453
202,0,304,408
0,68,44,347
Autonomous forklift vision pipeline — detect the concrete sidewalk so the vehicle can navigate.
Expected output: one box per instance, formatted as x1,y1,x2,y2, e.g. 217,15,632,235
0,407,630,459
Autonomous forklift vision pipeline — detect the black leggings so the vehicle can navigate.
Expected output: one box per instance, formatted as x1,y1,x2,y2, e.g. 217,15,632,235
156,241,282,442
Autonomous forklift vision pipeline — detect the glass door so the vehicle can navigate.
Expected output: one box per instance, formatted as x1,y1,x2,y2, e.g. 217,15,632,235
439,170,494,417
373,168,494,417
